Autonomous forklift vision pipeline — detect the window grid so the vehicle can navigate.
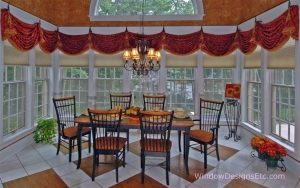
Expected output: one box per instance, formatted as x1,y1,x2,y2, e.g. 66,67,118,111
96,68,123,109
167,68,195,114
96,0,194,16
131,72,159,108
271,70,295,144
203,68,232,101
62,67,89,114
247,69,262,127
35,67,49,121
3,66,25,136
203,68,232,117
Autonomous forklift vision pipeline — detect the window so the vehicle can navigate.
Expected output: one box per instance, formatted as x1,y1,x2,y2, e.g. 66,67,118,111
132,72,159,108
96,68,123,109
3,66,26,136
167,68,195,114
89,0,204,21
35,67,49,120
247,69,262,127
62,67,89,114
203,68,232,101
96,0,194,16
271,70,295,143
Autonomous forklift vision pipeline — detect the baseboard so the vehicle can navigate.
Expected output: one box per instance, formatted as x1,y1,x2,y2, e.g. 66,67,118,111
0,133,35,163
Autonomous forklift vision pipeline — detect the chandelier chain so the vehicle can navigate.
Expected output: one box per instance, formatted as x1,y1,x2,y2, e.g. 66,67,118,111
122,0,161,76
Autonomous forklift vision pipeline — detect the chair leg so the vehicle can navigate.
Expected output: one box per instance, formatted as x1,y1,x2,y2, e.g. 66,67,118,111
68,138,72,162
72,139,75,149
123,146,126,168
88,132,91,153
140,150,143,169
96,155,99,166
126,130,129,151
92,154,96,181
215,140,220,161
178,131,181,152
56,136,61,155
166,152,170,185
183,134,186,159
204,143,207,169
141,155,145,184
168,152,171,171
115,154,119,182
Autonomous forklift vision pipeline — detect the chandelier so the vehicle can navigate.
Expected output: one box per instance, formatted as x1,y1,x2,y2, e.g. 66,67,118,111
122,0,161,76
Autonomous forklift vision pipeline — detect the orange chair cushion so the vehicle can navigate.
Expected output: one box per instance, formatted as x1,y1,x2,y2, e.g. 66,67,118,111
189,130,216,143
95,137,127,150
60,126,91,138
140,139,172,152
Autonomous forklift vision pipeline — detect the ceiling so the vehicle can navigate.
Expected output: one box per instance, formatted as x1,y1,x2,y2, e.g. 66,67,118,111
3,0,288,27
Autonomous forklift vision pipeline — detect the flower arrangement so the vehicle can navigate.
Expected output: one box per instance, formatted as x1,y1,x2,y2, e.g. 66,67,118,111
251,136,287,160
258,142,287,160
250,136,272,150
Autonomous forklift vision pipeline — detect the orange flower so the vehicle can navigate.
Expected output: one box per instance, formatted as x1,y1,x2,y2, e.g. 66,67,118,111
251,136,273,150
233,84,241,94
254,137,287,160
226,88,234,97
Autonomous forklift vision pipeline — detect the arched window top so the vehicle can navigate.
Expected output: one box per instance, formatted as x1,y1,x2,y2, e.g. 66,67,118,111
89,0,204,21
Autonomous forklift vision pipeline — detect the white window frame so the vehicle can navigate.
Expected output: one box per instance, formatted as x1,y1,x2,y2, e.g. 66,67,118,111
34,67,49,121
96,67,123,109
3,66,26,136
246,69,262,128
62,67,89,114
271,69,295,144
166,68,196,114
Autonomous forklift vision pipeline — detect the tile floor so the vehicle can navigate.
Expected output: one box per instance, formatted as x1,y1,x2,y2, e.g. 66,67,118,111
1,131,300,188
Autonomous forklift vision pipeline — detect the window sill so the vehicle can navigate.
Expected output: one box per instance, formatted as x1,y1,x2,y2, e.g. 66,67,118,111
1,127,36,150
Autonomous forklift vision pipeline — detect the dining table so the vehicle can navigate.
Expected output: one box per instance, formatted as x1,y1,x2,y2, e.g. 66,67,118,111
74,113,194,175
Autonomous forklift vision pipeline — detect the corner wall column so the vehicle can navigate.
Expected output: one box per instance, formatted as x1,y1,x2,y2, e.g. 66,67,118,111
294,35,300,158
52,50,61,99
88,49,96,108
25,49,35,127
261,49,271,134
0,13,4,142
196,50,204,116
158,48,167,94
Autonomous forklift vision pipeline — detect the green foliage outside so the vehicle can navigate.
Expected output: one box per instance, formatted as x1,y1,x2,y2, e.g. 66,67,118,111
166,68,195,113
97,0,194,16
33,119,57,144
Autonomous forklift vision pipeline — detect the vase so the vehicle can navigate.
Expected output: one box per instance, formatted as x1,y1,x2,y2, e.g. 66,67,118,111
257,152,265,160
255,149,265,160
266,158,279,168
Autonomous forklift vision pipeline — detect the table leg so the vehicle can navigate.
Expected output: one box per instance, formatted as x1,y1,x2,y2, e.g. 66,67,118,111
184,129,190,175
77,124,82,169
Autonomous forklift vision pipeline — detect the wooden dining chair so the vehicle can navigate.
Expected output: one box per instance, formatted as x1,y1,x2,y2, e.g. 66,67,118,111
142,94,165,111
110,93,132,111
143,94,182,152
184,98,224,168
52,96,91,162
109,93,132,150
138,110,174,185
88,108,126,182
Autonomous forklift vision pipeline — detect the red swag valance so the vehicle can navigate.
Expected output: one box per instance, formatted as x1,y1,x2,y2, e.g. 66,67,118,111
1,6,299,56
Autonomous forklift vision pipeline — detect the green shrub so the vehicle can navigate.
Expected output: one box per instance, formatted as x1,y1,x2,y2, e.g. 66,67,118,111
33,118,57,144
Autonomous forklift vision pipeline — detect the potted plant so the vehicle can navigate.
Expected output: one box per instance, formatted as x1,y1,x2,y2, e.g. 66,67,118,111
33,118,57,144
251,136,272,159
258,141,287,168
